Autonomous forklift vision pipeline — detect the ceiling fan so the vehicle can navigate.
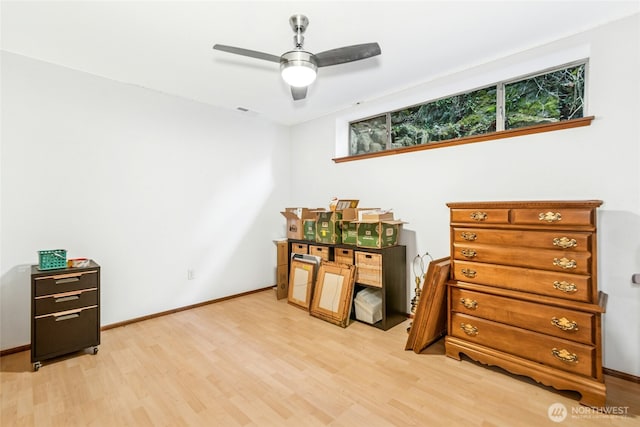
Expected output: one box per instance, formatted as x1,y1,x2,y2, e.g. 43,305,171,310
213,14,381,101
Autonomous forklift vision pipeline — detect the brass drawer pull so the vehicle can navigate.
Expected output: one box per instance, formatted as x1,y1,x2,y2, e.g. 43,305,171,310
461,249,477,258
460,323,478,336
553,258,577,269
461,232,477,241
551,316,579,331
460,298,478,310
553,237,577,249
551,348,578,364
470,211,487,221
461,268,476,278
539,211,562,223
553,280,578,293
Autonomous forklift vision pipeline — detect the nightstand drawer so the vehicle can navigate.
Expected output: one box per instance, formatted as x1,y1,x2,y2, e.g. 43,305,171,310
35,288,98,316
451,287,595,344
452,260,593,302
451,312,595,377
34,270,99,297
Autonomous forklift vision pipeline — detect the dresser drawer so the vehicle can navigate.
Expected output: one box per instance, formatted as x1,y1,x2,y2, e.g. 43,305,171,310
451,287,595,344
34,270,99,297
451,208,510,224
34,288,98,316
452,260,593,302
453,228,591,252
33,306,99,360
511,208,594,227
451,312,596,377
355,252,382,287
334,248,354,265
309,245,330,261
453,243,591,275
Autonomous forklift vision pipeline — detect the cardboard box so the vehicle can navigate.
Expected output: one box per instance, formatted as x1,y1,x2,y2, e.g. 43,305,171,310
303,219,316,241
355,219,406,248
281,208,321,240
332,199,359,211
315,210,343,244
360,211,394,221
341,221,358,245
340,207,378,245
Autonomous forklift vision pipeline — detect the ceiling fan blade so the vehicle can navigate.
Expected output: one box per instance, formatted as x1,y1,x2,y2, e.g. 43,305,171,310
291,86,307,101
213,44,281,63
314,43,381,67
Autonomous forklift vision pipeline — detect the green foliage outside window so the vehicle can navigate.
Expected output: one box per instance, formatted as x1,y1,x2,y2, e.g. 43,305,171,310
348,62,586,156
505,64,584,129
349,115,387,155
391,87,496,148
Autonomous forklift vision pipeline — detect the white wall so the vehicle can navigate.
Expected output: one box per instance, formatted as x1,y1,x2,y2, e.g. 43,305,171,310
0,52,290,350
290,15,640,376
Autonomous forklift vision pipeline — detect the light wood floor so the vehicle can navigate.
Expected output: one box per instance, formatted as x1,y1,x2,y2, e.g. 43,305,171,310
2,289,638,426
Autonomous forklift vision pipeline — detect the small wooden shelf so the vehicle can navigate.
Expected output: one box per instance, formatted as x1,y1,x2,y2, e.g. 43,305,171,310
287,239,406,331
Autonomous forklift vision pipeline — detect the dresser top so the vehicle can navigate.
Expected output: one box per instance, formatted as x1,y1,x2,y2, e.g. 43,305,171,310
446,200,603,209
31,259,100,275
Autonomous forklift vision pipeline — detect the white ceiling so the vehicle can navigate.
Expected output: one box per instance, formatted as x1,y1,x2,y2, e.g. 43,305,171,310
2,1,639,126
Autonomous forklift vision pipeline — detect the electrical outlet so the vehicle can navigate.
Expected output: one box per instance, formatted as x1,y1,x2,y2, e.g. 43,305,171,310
187,269,195,280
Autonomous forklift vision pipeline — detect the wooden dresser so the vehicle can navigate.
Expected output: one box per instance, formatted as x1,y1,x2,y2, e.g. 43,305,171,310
445,200,606,407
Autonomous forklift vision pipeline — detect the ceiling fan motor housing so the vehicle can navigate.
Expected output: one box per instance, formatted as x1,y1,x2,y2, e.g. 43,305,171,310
289,15,309,33
290,15,309,49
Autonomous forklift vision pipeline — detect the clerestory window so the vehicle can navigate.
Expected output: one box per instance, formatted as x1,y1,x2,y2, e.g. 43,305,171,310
343,61,588,161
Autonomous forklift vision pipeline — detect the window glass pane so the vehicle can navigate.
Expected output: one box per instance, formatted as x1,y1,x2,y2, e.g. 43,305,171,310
349,115,388,155
390,87,496,147
505,64,585,130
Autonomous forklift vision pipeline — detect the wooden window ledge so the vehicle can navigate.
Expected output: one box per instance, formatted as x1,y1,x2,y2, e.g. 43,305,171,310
333,116,594,163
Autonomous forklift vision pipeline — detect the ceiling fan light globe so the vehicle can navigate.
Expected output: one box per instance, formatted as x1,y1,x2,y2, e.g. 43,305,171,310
281,63,317,87
280,50,318,87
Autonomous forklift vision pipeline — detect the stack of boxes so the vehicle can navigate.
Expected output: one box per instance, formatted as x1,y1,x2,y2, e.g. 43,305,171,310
280,200,406,248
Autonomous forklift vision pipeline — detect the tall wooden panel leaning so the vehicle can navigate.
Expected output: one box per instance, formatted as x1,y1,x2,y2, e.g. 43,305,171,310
31,260,101,371
445,201,606,407
275,240,289,300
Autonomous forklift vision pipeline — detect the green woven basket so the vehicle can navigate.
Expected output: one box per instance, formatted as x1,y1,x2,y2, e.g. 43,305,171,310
38,249,67,270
